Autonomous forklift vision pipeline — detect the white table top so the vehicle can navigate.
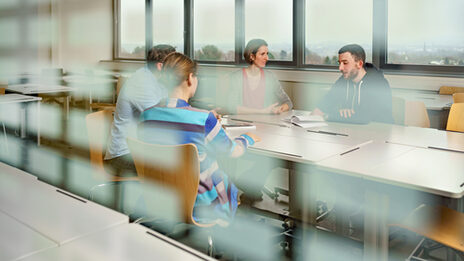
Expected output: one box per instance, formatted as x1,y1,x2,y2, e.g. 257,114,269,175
7,84,74,94
18,223,215,261
251,129,372,163
0,94,42,104
0,177,128,245
0,211,57,261
0,161,37,180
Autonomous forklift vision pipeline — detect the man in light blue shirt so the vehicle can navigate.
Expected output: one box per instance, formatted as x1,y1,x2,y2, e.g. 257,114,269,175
104,45,175,176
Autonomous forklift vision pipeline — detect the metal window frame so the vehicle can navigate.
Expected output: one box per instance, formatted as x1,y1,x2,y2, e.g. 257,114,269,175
113,0,464,76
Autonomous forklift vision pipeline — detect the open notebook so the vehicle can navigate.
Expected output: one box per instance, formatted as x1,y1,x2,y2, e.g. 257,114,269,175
283,115,328,128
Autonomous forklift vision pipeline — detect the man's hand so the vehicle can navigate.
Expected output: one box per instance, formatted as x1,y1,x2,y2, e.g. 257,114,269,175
339,108,355,118
263,103,280,114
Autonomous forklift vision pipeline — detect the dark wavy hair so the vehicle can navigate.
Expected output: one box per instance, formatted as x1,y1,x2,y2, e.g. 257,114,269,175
146,44,176,71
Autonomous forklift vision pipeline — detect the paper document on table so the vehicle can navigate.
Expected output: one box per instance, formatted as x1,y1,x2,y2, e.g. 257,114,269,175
283,115,327,128
221,119,256,137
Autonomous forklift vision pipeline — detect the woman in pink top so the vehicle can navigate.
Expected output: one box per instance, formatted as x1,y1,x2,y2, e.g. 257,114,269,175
224,39,293,114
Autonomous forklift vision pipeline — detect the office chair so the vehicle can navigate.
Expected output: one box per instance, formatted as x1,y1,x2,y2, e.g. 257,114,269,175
85,109,138,210
446,103,464,132
127,137,218,256
389,204,464,260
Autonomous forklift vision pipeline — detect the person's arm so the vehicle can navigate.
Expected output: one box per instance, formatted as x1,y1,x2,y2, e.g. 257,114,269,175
267,71,293,112
236,103,280,114
204,112,259,157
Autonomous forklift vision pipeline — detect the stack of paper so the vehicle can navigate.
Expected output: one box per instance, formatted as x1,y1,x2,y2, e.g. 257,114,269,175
283,115,327,128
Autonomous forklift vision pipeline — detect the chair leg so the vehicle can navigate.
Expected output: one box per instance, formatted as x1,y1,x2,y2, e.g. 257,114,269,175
207,235,214,257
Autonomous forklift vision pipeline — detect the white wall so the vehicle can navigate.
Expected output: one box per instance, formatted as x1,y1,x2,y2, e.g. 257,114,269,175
51,0,113,73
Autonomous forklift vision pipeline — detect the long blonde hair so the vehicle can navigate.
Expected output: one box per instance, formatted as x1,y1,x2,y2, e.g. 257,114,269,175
160,52,197,89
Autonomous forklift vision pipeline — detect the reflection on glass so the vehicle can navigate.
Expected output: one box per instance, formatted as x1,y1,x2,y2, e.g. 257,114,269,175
153,0,184,52
305,0,372,65
120,0,145,58
194,0,234,61
388,0,464,66
245,0,293,61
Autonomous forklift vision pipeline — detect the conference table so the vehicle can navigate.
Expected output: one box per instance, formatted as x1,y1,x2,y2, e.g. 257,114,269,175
0,94,42,145
226,110,464,261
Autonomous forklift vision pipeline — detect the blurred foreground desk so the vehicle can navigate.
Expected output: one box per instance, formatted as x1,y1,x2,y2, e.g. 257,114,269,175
18,224,215,261
0,211,57,261
0,94,42,145
0,170,128,245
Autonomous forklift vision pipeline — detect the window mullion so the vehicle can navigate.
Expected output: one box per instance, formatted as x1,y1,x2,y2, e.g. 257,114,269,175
372,0,387,68
145,0,153,58
235,0,244,64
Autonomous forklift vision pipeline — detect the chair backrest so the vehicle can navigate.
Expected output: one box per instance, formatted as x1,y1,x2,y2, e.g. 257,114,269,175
404,100,430,128
391,204,464,252
452,93,464,103
446,103,464,132
85,109,114,176
439,86,464,95
391,96,405,125
127,137,201,225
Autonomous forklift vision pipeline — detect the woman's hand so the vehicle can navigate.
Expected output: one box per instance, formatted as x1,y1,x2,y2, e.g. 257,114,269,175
244,132,261,143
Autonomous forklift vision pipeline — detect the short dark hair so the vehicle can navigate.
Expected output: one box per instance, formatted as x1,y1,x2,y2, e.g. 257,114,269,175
147,44,176,71
244,39,268,64
338,44,366,64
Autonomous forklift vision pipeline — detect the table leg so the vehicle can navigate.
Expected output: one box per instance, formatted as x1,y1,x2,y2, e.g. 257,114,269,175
363,188,389,261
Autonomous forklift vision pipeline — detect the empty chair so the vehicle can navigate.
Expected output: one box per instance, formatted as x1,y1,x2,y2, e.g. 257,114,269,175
446,103,464,132
438,86,464,95
404,100,430,128
392,96,406,125
453,93,464,103
85,109,138,209
389,204,464,260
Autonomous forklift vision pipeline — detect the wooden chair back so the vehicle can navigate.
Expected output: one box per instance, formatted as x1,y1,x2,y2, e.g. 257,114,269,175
127,137,206,226
452,93,464,103
439,86,464,95
0,87,5,95
446,103,464,132
85,109,120,179
390,204,464,252
392,96,405,125
404,101,430,128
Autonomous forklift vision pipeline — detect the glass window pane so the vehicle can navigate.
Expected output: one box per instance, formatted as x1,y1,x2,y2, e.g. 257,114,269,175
245,0,293,61
388,0,464,66
305,0,372,65
119,0,145,59
194,0,234,61
153,0,184,53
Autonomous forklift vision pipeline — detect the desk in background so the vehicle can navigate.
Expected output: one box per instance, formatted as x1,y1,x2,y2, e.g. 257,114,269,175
0,94,42,145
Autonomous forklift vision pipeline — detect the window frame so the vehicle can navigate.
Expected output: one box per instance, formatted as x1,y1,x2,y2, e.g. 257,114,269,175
113,0,464,76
